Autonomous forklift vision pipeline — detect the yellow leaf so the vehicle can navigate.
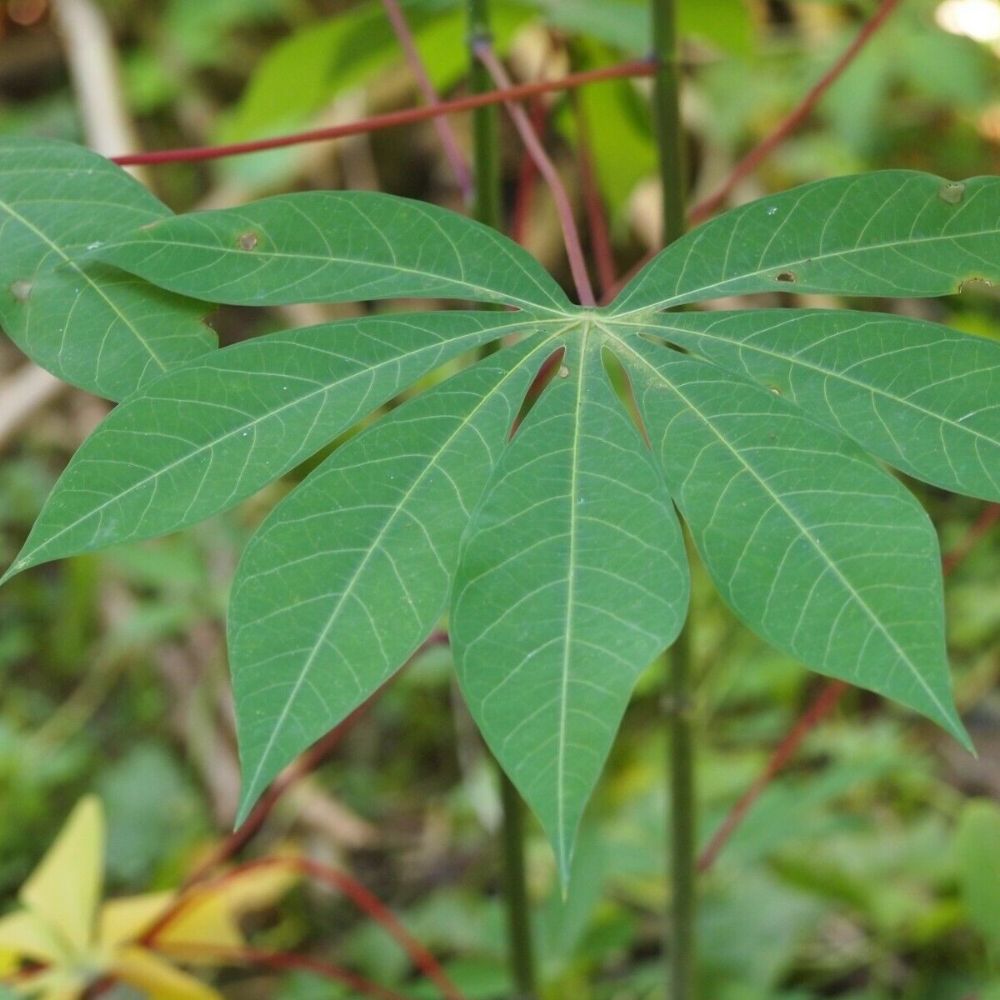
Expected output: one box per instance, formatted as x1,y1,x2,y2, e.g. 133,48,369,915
0,910,67,965
20,798,103,956
113,946,223,1000
99,893,174,950
155,863,296,962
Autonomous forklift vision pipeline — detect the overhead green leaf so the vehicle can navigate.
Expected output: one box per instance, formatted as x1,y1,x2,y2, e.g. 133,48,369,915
621,309,1000,502
230,332,563,821
0,137,215,400
452,328,689,880
90,191,572,313
4,312,550,582
612,172,1000,314
614,332,969,747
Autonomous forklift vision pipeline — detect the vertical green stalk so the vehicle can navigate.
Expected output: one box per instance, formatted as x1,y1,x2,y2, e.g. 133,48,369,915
651,2,695,998
467,2,537,996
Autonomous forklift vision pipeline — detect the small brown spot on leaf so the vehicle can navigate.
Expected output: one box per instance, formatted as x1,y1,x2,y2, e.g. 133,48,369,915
938,182,966,205
776,271,796,283
238,232,259,251
10,280,32,302
957,276,993,293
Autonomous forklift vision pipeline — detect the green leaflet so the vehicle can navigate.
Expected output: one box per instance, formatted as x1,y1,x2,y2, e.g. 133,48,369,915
229,333,562,821
4,312,548,581
452,327,688,881
90,191,571,313
617,309,1000,501
611,172,1000,314
0,137,215,401
615,332,969,748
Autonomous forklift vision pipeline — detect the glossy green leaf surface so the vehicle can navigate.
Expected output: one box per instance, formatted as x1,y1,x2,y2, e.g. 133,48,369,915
615,333,968,746
452,330,689,879
622,309,1000,501
612,172,1000,314
0,138,215,400
5,312,547,581
4,161,995,878
229,334,559,819
91,191,571,313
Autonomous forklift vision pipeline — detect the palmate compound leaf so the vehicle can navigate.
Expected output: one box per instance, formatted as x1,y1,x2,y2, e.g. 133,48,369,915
451,327,689,880
89,190,572,314
608,330,971,749
615,310,1000,502
3,311,553,581
229,331,569,820
611,171,1000,314
0,137,215,400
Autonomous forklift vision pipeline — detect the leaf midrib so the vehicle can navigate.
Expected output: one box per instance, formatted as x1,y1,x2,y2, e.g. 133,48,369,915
0,197,170,375
106,238,571,317
606,326,952,722
240,326,571,811
614,226,998,316
612,315,1000,450
18,317,555,571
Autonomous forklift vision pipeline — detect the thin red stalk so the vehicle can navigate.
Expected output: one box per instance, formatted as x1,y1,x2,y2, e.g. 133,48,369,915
184,631,447,886
510,98,546,245
941,503,999,576
111,60,654,167
570,89,616,297
144,856,466,1000
379,0,473,202
687,0,902,226
601,0,903,305
473,41,596,306
149,944,413,1000
697,503,996,873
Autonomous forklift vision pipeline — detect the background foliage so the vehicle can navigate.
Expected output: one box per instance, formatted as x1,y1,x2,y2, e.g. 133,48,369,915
0,0,998,997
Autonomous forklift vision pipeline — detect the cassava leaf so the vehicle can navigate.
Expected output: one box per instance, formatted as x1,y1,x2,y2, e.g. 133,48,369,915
230,333,563,820
452,329,689,880
614,332,969,746
0,137,215,400
3,312,548,581
621,309,1000,501
611,171,1000,314
90,191,572,313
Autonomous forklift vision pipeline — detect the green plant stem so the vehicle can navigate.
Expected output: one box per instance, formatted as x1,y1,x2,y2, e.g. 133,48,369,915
651,0,685,247
667,622,696,1000
651,1,695,997
467,1,537,995
468,0,501,231
499,768,537,999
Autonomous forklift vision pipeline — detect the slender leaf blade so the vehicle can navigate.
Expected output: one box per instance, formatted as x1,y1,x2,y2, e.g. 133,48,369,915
91,191,572,313
620,309,1000,501
0,137,215,400
617,334,969,746
4,312,541,580
230,333,560,820
452,330,689,880
612,172,1000,313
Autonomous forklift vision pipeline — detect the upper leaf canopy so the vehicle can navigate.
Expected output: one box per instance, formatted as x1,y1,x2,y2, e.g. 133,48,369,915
0,138,215,401
612,172,1000,314
90,190,574,314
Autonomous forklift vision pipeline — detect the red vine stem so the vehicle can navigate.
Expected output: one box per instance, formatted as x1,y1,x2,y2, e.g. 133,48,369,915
111,59,654,167
688,0,902,226
379,0,473,202
570,89,616,298
149,944,414,1000
510,97,546,245
144,856,466,1000
602,0,904,304
697,501,997,873
473,41,596,306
